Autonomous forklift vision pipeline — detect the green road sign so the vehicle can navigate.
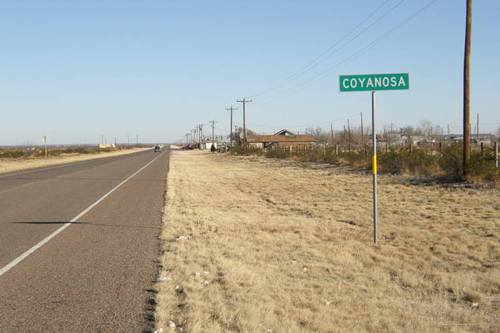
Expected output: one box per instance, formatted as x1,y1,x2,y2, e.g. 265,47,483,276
339,73,409,92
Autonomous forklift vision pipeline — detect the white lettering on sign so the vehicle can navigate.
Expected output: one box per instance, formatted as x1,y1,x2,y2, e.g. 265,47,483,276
343,75,407,90
342,78,349,89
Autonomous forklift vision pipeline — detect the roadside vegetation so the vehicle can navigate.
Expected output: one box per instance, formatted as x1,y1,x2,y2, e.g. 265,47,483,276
0,146,146,175
0,145,125,159
230,143,499,185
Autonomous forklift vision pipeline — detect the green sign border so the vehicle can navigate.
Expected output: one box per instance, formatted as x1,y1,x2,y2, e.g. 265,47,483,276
339,73,409,92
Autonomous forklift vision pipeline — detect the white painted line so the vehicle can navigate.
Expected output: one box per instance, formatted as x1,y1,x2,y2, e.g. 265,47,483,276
0,154,161,277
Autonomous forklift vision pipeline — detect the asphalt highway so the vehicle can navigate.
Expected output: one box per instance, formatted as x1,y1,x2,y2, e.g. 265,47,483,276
0,148,169,332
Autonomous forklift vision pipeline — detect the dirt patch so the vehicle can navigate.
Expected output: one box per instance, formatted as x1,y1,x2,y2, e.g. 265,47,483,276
156,150,499,332
0,148,149,174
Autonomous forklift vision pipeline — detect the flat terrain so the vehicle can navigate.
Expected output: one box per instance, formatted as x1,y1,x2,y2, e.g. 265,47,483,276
0,149,169,332
0,147,148,175
157,150,499,332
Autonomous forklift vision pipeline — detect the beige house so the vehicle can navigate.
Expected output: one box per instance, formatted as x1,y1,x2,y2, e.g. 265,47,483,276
248,129,317,149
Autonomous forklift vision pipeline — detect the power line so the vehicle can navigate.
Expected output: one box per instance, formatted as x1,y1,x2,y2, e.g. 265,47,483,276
247,0,405,99
253,0,440,103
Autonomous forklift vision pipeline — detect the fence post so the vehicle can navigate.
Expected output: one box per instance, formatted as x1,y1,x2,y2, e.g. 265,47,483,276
385,142,388,153
409,142,412,153
480,142,484,157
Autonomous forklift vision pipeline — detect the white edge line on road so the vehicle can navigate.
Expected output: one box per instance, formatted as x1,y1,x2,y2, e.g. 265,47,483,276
0,154,161,277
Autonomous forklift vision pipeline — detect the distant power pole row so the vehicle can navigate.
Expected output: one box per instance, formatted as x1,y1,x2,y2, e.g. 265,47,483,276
184,97,253,148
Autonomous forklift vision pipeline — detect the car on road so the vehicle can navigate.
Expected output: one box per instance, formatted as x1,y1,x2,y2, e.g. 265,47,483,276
154,145,161,152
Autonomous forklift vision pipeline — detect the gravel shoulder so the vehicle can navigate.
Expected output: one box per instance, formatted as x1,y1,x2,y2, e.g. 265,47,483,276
156,149,499,332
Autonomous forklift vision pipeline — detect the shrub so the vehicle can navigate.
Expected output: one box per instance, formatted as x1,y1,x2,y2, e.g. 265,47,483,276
438,144,463,180
378,150,404,174
265,148,290,159
0,149,25,158
229,145,263,156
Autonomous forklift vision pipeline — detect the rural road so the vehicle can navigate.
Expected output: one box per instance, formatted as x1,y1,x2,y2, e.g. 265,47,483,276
0,148,169,332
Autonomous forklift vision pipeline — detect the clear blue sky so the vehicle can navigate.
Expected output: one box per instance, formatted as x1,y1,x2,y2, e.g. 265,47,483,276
0,0,498,144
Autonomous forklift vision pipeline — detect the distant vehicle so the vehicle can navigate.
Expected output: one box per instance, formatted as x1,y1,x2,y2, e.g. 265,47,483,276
154,145,161,152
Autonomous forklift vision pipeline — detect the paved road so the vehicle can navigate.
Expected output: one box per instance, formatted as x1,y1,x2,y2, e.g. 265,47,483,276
0,148,169,332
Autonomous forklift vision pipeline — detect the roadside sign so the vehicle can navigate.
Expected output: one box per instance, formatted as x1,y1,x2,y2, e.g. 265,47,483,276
339,73,410,245
339,73,409,92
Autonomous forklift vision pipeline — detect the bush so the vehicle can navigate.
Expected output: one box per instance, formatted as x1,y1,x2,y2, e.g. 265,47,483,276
438,144,463,180
468,151,499,182
378,150,405,174
265,148,290,159
229,145,263,156
229,142,498,184
0,149,25,158
340,151,369,168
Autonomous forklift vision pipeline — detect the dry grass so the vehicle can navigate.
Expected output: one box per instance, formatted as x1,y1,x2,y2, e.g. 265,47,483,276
0,148,148,174
156,150,499,332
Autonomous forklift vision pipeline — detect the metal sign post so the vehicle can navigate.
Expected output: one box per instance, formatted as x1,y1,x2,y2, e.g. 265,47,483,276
371,91,378,244
339,73,409,244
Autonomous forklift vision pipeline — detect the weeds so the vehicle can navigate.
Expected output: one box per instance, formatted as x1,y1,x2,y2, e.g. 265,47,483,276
0,146,118,159
230,143,499,184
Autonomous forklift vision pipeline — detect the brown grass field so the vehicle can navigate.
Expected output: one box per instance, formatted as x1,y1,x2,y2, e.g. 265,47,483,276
156,149,499,332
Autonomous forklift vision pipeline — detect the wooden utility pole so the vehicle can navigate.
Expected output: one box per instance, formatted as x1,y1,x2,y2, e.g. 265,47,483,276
347,119,351,145
330,122,334,145
476,113,479,141
236,98,252,143
43,135,48,158
226,106,237,146
360,112,364,145
463,0,472,179
209,120,217,142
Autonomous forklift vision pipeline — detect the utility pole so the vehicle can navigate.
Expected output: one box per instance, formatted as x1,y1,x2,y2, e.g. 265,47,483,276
226,106,237,146
236,98,252,143
476,113,479,141
43,135,48,158
347,119,351,145
330,122,334,145
360,113,364,145
463,0,472,179
199,124,204,144
209,120,217,143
